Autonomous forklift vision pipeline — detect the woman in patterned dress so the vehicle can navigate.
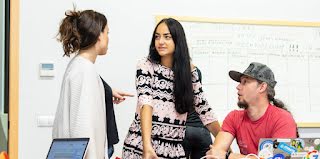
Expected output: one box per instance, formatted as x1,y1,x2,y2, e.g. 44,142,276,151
123,18,221,159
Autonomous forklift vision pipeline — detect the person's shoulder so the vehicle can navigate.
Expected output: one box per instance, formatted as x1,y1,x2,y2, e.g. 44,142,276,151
269,105,297,131
222,109,245,131
270,105,294,119
70,55,94,69
66,56,97,79
270,105,291,114
226,109,246,118
136,57,153,70
191,64,199,82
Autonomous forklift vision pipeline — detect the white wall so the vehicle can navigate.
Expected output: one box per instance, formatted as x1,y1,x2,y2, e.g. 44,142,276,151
19,0,320,158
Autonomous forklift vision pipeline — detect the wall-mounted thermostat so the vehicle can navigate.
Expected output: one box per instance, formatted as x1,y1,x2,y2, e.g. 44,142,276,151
39,63,55,77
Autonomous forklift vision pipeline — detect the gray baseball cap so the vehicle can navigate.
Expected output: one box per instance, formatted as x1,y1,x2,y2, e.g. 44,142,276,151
229,62,277,88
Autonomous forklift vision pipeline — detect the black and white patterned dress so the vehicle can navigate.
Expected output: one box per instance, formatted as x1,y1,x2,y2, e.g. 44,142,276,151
122,58,218,159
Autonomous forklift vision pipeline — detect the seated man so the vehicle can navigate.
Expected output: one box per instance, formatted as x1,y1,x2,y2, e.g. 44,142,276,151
206,62,297,159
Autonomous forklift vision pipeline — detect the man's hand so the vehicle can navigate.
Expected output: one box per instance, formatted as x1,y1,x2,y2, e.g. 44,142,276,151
206,145,227,159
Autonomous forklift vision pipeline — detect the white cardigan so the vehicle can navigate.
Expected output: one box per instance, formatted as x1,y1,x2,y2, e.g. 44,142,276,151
52,55,107,159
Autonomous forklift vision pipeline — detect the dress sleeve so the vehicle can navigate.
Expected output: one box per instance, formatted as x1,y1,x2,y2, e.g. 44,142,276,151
136,58,154,109
192,69,218,125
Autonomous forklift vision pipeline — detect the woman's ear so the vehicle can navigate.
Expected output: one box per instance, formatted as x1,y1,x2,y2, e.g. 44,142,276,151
94,33,104,48
97,32,103,42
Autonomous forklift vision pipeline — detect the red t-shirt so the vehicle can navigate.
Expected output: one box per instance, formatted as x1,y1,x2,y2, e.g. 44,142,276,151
221,104,297,155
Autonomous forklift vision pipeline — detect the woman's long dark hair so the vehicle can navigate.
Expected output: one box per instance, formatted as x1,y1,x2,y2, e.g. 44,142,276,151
148,18,193,114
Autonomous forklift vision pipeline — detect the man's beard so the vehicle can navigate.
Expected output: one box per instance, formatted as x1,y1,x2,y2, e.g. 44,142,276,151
237,101,248,109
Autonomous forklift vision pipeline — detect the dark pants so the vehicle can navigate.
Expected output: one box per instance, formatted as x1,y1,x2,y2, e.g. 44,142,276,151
182,126,212,159
108,145,114,158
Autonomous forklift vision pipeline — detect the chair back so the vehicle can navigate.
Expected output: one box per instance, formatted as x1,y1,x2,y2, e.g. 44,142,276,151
0,151,9,159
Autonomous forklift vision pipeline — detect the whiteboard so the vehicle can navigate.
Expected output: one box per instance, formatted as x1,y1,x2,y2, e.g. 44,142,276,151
157,16,320,127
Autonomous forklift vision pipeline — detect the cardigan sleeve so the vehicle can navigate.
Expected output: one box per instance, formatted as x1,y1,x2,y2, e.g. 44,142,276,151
68,66,107,159
53,58,107,159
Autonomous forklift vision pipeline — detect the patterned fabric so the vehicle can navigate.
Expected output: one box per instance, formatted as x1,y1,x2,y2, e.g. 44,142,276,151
122,58,218,159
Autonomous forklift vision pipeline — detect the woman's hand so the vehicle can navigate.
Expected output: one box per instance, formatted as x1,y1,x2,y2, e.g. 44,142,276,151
112,89,134,104
143,146,159,159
